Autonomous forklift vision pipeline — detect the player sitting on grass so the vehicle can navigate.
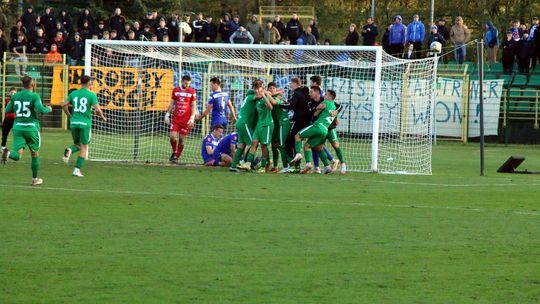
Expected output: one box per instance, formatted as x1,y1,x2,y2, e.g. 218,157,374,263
62,75,106,177
238,82,275,173
212,131,238,167
2,76,52,186
290,86,337,174
196,77,237,130
229,80,264,172
323,89,346,174
165,75,197,164
201,124,224,166
268,82,291,173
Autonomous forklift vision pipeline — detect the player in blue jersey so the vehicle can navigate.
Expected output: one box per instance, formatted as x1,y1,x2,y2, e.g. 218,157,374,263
196,77,237,130
201,124,224,166
213,132,238,167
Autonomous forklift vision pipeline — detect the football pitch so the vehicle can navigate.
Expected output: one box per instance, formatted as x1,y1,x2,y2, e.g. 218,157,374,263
1,129,539,303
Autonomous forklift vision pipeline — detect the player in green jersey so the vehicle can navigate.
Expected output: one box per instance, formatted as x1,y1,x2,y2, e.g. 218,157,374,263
229,80,264,172
267,82,291,172
61,75,106,177
239,85,275,173
324,89,346,174
290,86,337,174
2,76,52,185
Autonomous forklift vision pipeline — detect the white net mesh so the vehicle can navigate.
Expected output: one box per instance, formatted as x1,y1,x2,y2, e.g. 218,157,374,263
86,40,437,174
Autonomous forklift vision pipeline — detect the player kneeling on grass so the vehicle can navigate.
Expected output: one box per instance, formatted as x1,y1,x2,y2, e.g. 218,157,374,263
290,86,337,174
62,75,106,177
229,80,263,172
323,89,346,174
201,124,223,166
239,84,275,173
2,76,51,185
165,75,197,164
213,132,238,167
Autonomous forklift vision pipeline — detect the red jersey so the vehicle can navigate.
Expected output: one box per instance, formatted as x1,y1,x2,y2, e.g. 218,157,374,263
5,97,15,120
171,86,197,123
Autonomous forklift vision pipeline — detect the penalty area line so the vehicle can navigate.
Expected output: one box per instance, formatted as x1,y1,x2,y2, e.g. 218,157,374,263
0,183,538,217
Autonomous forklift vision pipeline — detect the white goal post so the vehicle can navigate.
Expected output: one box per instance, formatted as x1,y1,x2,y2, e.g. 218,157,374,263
84,39,438,174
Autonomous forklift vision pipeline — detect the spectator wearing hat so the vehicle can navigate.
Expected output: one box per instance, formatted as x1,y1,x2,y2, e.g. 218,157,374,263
21,5,36,34
484,21,499,70
229,25,254,44
96,20,106,39
427,25,446,58
202,16,218,43
247,15,262,44
501,30,517,74
218,14,232,43
262,20,280,44
142,12,157,31
286,13,303,44
388,15,407,57
345,23,359,46
529,16,539,70
109,8,126,37
272,15,286,43
407,14,425,59
228,15,241,39
59,10,73,33
77,8,95,33
41,7,57,41
450,16,471,64
67,32,84,66
361,17,378,46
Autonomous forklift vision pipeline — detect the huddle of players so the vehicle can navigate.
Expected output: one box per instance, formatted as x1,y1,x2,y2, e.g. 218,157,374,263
2,75,105,185
230,76,347,174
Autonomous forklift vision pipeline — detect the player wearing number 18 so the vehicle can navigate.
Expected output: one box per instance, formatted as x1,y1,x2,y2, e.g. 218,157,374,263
2,76,52,185
62,75,106,177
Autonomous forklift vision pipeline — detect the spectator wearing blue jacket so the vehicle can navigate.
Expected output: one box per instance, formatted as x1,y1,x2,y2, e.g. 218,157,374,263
407,14,425,59
484,21,499,69
388,15,407,57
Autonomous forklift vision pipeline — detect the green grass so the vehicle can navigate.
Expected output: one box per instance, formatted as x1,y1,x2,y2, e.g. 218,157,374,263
1,129,540,303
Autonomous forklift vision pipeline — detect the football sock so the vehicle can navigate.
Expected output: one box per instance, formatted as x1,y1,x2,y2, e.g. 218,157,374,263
31,157,40,178
323,146,334,161
176,144,184,158
246,152,255,162
69,145,80,153
9,150,20,161
319,149,330,166
272,147,279,166
294,141,302,155
313,150,320,167
261,158,267,168
231,148,244,168
305,149,313,163
76,156,85,169
278,147,288,167
170,138,178,154
335,147,345,163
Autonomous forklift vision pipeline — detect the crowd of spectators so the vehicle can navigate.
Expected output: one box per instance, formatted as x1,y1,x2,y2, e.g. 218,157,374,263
0,4,539,73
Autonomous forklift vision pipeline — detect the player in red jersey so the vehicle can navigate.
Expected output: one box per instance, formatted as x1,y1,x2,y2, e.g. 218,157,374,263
165,75,197,163
1,87,17,152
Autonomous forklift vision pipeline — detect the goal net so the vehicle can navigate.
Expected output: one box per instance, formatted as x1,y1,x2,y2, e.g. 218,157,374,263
85,40,438,174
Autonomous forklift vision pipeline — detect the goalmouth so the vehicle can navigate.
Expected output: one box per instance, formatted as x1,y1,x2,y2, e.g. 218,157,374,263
84,39,438,174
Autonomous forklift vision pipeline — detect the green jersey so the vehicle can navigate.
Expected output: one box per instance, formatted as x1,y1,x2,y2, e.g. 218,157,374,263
236,90,258,129
314,100,337,129
255,97,273,127
271,94,290,126
67,88,99,128
5,89,51,131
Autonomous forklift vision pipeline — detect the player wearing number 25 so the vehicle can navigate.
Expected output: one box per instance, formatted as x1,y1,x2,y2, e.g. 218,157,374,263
62,75,106,177
2,76,52,186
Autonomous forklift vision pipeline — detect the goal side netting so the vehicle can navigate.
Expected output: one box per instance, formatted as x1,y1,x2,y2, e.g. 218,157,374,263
84,40,437,174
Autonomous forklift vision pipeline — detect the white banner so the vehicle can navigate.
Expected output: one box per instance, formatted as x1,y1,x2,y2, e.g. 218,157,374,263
435,77,503,137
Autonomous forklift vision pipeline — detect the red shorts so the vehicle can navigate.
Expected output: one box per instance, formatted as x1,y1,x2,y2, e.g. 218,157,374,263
170,120,192,136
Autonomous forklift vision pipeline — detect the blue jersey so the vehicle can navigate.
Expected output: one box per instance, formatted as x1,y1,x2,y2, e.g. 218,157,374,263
208,90,230,127
201,133,220,163
214,132,238,156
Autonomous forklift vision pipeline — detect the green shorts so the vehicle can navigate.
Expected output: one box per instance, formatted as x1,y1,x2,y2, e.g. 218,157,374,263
272,123,292,147
71,126,92,145
326,128,339,143
253,124,274,145
13,129,41,152
236,122,254,145
298,124,328,148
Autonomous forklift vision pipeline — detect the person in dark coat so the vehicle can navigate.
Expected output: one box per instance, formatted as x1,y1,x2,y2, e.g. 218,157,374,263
345,23,359,46
286,13,303,44
361,17,378,46
501,31,517,74
59,10,73,33
41,7,57,41
272,15,286,43
517,32,532,73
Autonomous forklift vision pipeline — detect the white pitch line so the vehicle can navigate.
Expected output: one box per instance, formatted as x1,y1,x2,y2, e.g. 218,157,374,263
0,183,538,217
